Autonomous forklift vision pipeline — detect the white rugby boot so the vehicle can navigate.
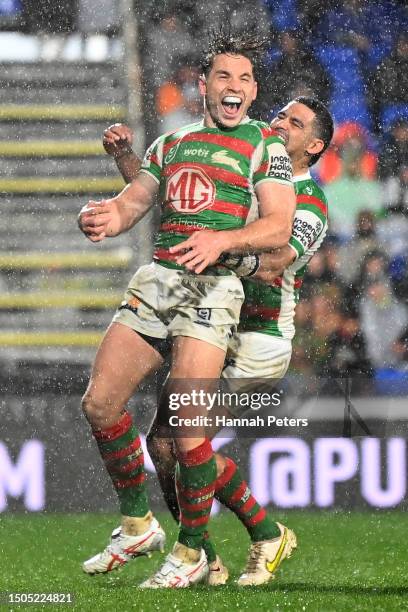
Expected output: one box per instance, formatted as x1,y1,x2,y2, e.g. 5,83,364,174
207,555,229,586
237,522,297,586
140,543,208,588
83,516,165,575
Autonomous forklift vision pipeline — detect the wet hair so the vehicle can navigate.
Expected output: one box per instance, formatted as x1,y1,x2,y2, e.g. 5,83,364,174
201,26,267,79
294,96,334,166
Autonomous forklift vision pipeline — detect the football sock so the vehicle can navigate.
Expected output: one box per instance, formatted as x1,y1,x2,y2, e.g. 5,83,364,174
202,531,217,564
176,438,217,552
92,411,150,522
151,446,217,562
215,456,280,541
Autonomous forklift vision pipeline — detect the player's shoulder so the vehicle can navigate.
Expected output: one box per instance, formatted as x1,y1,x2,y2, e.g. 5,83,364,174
162,121,203,145
296,175,328,204
294,175,328,222
244,118,286,146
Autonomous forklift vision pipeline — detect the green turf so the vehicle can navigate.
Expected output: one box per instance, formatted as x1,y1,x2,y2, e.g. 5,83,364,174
1,512,408,611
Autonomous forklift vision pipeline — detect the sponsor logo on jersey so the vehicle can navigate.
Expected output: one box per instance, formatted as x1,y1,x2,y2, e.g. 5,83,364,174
166,168,215,213
266,145,292,181
292,217,322,250
184,147,210,158
211,149,243,174
165,146,178,164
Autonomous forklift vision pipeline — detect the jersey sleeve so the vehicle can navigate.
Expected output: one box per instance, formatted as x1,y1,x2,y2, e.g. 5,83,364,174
252,128,293,189
139,134,165,184
288,195,328,259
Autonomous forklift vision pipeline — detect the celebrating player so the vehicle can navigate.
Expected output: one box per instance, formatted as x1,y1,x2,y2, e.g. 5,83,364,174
98,96,333,586
78,29,295,588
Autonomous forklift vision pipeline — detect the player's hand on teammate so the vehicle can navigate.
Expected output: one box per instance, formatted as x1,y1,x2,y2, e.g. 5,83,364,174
170,230,229,274
78,200,121,242
103,123,134,158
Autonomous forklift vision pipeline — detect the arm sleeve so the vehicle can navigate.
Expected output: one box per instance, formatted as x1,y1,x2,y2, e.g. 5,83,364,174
139,135,165,184
288,208,327,260
252,128,293,189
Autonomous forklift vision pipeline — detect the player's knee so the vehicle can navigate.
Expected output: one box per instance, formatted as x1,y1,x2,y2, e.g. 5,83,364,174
81,390,111,425
215,453,227,477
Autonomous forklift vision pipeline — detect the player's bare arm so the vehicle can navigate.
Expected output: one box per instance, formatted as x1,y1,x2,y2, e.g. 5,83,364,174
78,173,157,242
251,246,296,284
170,181,295,274
103,123,141,183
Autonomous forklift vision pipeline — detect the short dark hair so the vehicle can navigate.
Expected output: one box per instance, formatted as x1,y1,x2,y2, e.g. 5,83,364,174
201,26,267,79
294,96,334,166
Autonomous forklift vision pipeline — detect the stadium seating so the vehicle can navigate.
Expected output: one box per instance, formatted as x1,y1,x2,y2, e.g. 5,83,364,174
380,104,408,132
317,45,372,130
0,60,133,359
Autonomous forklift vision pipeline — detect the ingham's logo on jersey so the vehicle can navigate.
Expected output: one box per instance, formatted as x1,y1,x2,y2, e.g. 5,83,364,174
211,150,243,174
166,168,215,213
292,216,322,251
266,143,292,182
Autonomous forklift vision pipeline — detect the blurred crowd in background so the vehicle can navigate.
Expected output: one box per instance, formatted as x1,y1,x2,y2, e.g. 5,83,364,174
1,0,407,381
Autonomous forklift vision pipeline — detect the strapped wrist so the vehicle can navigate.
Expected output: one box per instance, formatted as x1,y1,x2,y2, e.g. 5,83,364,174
218,253,260,277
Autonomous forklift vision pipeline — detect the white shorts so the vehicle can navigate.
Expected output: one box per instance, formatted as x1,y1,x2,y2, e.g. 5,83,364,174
223,331,292,379
112,262,244,352
221,332,291,417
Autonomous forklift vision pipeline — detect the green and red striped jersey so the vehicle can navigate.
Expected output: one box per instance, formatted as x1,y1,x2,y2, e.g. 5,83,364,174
139,118,292,270
239,172,328,339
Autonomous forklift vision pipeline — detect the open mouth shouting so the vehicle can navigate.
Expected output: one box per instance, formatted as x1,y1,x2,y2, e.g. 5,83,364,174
275,127,289,144
221,95,243,120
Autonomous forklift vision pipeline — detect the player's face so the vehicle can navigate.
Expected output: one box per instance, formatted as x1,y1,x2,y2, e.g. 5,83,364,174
199,53,257,129
270,101,323,163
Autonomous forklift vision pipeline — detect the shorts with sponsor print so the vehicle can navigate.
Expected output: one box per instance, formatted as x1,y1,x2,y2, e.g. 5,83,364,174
112,262,244,352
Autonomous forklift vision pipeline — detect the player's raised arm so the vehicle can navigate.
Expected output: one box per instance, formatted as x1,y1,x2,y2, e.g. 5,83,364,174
103,123,141,183
78,172,158,242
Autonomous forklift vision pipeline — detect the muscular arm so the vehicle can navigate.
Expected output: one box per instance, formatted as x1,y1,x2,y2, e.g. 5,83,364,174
103,123,141,183
219,182,295,253
114,150,141,184
252,246,296,284
78,173,157,242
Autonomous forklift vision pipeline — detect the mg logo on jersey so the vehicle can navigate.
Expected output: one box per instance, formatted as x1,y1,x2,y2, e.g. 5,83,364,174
166,168,215,213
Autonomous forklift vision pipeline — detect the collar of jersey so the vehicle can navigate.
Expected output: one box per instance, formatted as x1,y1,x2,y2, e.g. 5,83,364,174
293,171,311,183
200,115,251,129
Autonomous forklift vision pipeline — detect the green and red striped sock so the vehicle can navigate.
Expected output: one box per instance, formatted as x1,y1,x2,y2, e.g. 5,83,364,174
176,438,217,551
93,411,150,517
215,456,280,541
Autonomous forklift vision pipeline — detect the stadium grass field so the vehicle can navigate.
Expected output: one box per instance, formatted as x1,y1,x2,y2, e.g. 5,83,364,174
1,511,408,611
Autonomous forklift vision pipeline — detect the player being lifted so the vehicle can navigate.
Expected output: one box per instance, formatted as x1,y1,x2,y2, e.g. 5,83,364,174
95,96,333,586
78,29,296,588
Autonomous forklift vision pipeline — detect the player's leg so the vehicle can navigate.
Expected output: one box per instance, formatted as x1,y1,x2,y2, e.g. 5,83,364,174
145,414,179,523
82,321,167,574
141,336,227,588
146,406,228,585
220,331,297,585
